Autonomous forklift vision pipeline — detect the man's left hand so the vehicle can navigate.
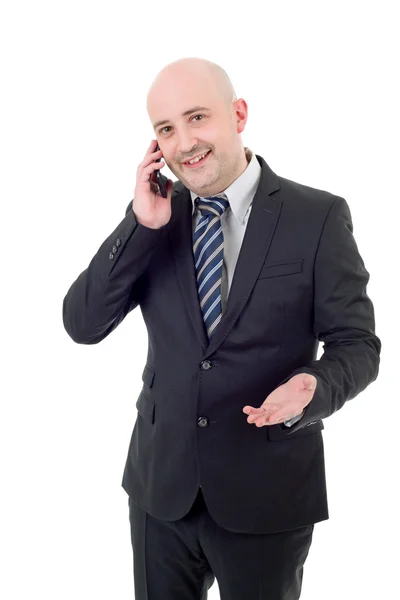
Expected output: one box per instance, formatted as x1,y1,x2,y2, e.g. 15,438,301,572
242,373,317,427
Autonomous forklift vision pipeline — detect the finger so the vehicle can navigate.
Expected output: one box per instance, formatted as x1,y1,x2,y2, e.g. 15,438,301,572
248,410,292,426
245,414,266,426
243,406,263,417
142,153,163,173
244,404,277,414
255,414,272,427
141,162,165,188
247,409,275,423
148,139,158,152
142,140,158,163
145,161,164,176
137,154,160,178
243,406,255,413
246,408,264,420
141,142,162,169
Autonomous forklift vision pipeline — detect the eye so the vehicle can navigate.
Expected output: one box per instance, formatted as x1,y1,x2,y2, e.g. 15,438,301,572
159,114,206,134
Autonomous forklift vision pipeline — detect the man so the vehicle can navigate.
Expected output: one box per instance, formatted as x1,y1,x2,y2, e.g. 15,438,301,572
62,57,381,599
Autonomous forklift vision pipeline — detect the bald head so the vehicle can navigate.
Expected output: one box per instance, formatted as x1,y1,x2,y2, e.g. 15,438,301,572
145,57,248,198
146,57,237,117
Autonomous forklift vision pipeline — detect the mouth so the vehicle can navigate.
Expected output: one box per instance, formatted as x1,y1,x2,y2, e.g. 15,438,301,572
182,150,211,168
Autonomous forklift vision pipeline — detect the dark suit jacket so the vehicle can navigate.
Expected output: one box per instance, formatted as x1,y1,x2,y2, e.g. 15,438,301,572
62,153,381,534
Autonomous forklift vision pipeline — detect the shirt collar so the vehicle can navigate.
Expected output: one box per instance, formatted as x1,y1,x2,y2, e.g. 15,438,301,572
189,147,261,224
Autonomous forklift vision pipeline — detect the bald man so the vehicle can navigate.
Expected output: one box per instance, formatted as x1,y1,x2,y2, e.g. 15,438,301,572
63,57,381,599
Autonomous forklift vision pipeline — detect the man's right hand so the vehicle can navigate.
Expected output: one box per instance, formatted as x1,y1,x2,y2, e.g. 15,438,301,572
132,139,173,229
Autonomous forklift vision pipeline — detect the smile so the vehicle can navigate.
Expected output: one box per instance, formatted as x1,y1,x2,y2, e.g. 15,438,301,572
183,150,211,168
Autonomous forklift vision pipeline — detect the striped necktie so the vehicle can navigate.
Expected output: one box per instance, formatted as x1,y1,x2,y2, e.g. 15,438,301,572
193,194,230,339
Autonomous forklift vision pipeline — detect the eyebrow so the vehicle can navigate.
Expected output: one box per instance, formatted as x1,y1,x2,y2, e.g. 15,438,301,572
153,106,211,130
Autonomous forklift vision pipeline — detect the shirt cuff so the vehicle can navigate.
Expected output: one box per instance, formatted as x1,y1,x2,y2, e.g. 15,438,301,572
283,410,305,427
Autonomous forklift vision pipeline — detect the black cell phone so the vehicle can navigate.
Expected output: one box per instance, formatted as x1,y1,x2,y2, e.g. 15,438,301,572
153,143,168,198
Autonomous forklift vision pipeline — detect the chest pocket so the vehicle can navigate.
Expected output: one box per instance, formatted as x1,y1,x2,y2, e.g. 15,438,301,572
258,258,303,279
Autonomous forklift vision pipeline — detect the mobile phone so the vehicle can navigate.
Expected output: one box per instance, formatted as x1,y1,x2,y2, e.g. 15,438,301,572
152,142,168,198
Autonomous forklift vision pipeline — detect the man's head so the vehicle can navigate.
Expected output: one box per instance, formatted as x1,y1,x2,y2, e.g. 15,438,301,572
146,57,249,197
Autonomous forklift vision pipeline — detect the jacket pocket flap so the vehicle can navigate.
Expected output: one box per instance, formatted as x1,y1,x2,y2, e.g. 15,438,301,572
141,364,155,388
136,390,155,423
258,259,303,279
268,419,324,440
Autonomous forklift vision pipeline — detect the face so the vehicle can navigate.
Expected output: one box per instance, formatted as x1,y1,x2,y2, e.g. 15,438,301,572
148,80,248,197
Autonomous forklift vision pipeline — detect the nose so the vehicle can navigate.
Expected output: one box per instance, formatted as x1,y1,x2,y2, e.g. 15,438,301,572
176,132,199,160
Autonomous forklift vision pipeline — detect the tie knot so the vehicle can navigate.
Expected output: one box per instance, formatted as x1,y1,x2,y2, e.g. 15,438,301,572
196,195,229,219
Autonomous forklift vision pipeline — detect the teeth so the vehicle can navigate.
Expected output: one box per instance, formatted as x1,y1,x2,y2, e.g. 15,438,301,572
187,151,209,164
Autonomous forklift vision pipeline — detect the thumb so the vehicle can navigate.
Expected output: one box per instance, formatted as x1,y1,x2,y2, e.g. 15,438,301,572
303,374,316,391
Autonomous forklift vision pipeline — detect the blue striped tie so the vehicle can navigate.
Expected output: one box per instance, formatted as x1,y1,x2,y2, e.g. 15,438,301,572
193,195,230,339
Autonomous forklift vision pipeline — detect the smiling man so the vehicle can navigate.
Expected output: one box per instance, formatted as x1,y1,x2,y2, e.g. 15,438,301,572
63,56,381,600
146,59,249,199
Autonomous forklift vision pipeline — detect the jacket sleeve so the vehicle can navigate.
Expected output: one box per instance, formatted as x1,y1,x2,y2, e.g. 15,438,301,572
277,196,381,433
62,201,166,344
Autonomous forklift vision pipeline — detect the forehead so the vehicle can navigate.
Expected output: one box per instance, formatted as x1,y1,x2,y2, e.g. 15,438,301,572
148,78,222,129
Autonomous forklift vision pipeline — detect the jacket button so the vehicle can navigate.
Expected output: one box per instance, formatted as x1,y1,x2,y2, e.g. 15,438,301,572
197,417,209,427
108,252,114,260
200,360,212,370
112,245,118,254
116,238,121,247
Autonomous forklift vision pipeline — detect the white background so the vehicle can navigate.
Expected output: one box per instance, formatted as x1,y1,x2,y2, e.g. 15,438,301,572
1,1,398,598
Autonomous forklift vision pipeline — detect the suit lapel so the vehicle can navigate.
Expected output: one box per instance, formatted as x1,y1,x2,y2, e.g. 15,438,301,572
168,154,282,358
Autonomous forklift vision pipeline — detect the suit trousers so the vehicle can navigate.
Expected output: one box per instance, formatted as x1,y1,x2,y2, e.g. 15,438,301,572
128,487,314,600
